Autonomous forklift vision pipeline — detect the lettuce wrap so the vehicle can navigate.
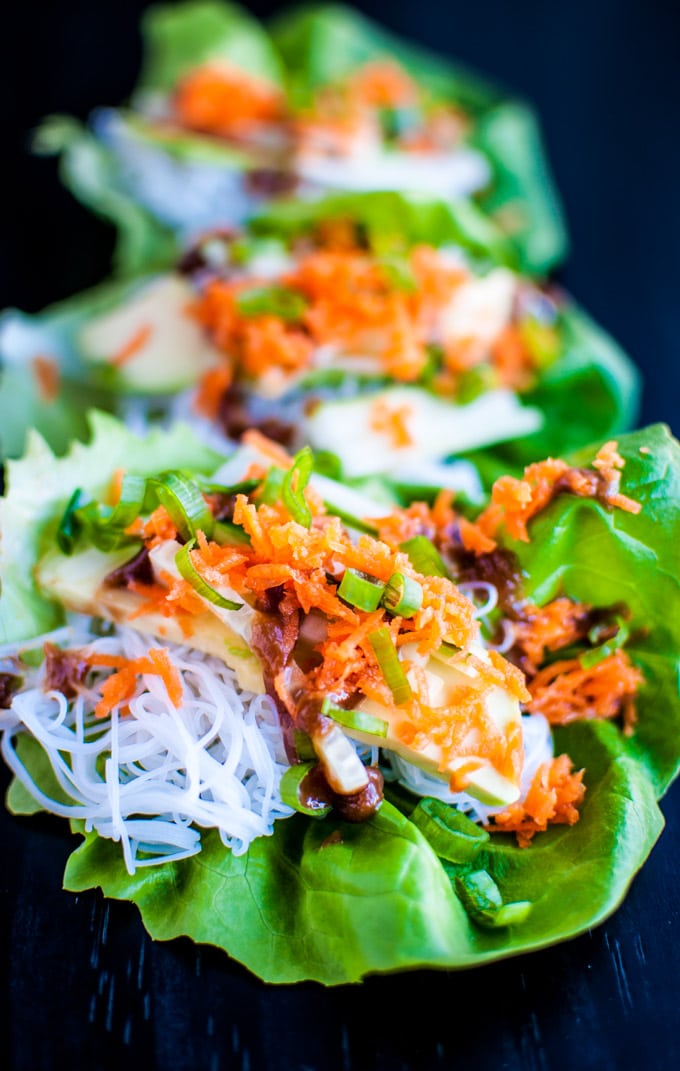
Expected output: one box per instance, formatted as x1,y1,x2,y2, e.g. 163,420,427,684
0,414,677,984
35,1,567,277
0,192,638,481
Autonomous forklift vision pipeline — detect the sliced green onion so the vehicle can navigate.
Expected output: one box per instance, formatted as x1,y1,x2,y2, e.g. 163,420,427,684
378,252,417,292
293,730,317,762
258,465,285,505
368,627,412,706
197,477,260,498
321,698,388,739
74,474,148,553
312,450,342,481
337,569,385,612
580,616,630,669
382,572,423,617
148,472,214,542
212,521,251,547
322,502,379,536
175,540,242,611
282,447,313,528
279,762,332,818
454,870,532,929
57,488,85,554
235,285,307,322
400,535,450,578
411,799,489,863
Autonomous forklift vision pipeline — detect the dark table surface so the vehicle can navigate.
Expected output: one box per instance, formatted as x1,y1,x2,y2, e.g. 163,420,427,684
2,2,680,1069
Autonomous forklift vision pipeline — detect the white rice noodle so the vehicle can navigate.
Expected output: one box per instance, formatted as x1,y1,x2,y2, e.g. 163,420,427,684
1,627,293,874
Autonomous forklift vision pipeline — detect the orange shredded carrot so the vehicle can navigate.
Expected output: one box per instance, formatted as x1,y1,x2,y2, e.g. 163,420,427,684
194,365,232,420
488,753,586,847
241,429,293,469
31,355,60,402
513,598,590,674
491,324,536,391
347,60,418,108
369,398,414,447
110,324,152,368
526,650,644,725
108,468,126,507
84,648,183,719
174,64,284,137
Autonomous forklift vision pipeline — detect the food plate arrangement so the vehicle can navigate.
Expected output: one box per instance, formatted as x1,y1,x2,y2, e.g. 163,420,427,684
0,1,678,988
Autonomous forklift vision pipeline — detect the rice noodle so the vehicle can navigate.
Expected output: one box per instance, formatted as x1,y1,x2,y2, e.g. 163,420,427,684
0,626,293,874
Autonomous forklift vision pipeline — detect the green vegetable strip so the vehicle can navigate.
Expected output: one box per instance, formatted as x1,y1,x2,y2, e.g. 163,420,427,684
337,570,385,612
212,521,251,547
321,698,388,739
382,572,423,617
279,762,332,818
454,870,532,929
400,535,450,578
175,540,242,611
322,502,379,536
57,488,84,554
282,447,314,528
410,799,489,863
580,616,630,668
368,627,412,706
148,472,214,542
197,477,261,497
235,285,307,322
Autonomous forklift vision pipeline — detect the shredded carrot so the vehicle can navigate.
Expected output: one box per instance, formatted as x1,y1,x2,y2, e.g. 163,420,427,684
526,650,644,726
108,468,126,507
241,429,293,469
513,598,590,675
369,398,413,448
84,648,183,719
347,60,418,108
490,324,536,391
31,355,60,402
174,63,283,137
477,441,640,542
110,324,152,368
488,753,586,847
194,365,232,420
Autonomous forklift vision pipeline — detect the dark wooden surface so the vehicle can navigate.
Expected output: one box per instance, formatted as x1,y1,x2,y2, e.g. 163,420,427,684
2,3,680,1069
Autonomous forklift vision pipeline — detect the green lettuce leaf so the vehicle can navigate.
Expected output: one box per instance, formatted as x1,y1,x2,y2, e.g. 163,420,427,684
509,424,680,797
0,411,221,645
270,3,568,274
136,0,284,95
251,188,515,266
58,720,661,984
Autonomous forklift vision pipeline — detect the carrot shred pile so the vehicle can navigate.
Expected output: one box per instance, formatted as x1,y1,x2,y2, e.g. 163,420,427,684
488,753,586,847
31,355,60,402
173,63,284,137
110,323,153,368
513,597,591,674
83,648,183,720
369,398,413,447
478,440,641,542
526,650,643,730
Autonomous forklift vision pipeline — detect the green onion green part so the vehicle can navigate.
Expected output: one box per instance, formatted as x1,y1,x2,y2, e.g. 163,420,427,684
322,502,379,536
382,572,423,617
580,616,630,668
399,535,450,578
279,762,332,818
454,870,532,929
175,539,242,611
235,285,307,322
212,521,251,547
368,627,412,706
148,472,214,542
321,698,388,738
337,569,385,612
57,488,85,555
410,799,490,863
282,447,314,528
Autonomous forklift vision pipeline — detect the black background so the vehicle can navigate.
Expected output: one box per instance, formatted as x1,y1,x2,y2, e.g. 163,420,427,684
2,2,680,1069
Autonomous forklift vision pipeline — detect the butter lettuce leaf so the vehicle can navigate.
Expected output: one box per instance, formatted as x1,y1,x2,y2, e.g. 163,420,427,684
505,424,680,796
59,721,661,984
0,411,221,645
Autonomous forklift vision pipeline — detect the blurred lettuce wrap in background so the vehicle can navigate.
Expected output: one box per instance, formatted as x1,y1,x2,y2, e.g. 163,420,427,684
34,1,567,277
0,192,638,486
0,416,677,983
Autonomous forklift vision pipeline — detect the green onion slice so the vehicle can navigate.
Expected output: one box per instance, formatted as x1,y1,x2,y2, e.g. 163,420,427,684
454,870,532,929
197,477,261,498
382,572,423,617
148,472,214,542
410,799,489,863
368,627,412,706
580,616,630,668
400,535,450,578
175,540,242,611
258,466,286,505
279,762,332,818
321,698,388,738
212,521,251,547
322,502,379,537
57,488,85,555
235,285,307,322
337,569,385,612
282,447,314,528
